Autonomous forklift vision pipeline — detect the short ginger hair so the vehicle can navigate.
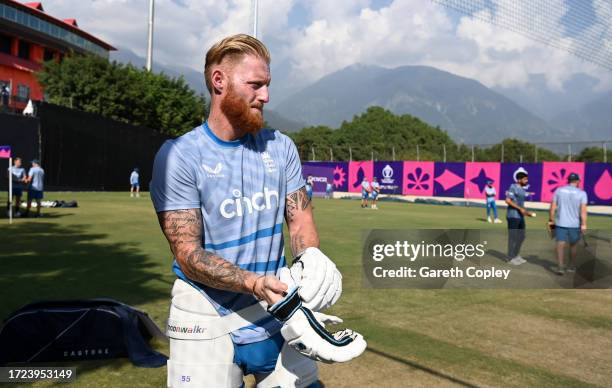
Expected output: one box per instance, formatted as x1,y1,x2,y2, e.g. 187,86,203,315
204,34,271,93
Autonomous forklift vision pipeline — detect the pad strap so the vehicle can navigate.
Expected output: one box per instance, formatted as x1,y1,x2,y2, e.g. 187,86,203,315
167,300,269,340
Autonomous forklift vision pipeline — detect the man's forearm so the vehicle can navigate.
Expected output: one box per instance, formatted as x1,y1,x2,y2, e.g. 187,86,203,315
158,209,258,294
549,203,556,222
506,199,522,211
286,187,319,256
290,225,319,257
178,247,258,294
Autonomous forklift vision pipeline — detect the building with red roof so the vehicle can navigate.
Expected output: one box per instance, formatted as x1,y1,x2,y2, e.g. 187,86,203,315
0,0,116,110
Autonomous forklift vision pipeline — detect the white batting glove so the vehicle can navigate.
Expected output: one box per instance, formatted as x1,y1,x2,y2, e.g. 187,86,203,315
290,247,342,311
268,287,366,364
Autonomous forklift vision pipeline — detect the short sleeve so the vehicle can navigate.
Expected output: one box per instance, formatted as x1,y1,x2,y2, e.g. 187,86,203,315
581,191,587,205
150,141,201,212
284,136,305,194
28,169,34,178
506,185,517,200
553,188,559,205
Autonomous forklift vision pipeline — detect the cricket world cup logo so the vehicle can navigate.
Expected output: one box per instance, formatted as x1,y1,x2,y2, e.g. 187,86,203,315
381,164,394,184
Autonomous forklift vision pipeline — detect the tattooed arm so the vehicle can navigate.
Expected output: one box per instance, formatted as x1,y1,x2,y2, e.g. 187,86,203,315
285,187,320,257
157,209,286,304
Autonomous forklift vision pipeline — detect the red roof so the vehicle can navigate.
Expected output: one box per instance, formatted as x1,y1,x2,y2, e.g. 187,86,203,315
63,18,78,27
6,1,116,51
24,2,43,11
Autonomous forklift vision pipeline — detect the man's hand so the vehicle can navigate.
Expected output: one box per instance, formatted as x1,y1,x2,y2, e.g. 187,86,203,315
268,287,366,364
581,224,587,233
252,275,288,305
291,247,342,311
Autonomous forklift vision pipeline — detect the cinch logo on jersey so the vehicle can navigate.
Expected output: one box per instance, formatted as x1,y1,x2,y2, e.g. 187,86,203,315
220,188,279,219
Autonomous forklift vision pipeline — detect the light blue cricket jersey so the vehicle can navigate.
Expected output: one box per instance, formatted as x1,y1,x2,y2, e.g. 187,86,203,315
506,183,527,219
9,167,25,188
28,166,44,191
130,171,139,185
151,122,305,344
361,180,370,192
553,185,587,228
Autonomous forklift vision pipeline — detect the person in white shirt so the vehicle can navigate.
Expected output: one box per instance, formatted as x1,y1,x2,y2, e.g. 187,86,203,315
484,179,501,223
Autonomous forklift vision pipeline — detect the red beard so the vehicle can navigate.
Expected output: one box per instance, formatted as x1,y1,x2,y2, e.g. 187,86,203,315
220,82,264,134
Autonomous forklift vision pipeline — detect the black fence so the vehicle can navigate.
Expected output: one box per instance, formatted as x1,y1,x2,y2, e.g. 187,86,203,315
1,103,170,191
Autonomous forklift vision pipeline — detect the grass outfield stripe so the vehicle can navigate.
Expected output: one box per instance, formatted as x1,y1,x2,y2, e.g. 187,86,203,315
364,325,598,388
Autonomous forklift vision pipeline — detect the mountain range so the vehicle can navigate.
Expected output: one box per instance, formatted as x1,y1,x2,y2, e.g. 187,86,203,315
111,49,611,143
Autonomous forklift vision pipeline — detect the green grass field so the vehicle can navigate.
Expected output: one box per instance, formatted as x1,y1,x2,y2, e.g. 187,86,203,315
1,192,611,387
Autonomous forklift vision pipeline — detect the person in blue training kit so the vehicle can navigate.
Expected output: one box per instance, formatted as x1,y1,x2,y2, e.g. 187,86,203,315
484,179,501,223
548,173,588,275
505,168,536,265
130,168,140,198
25,159,45,217
151,34,364,388
370,177,380,209
7,157,26,217
324,181,332,199
305,175,313,201
360,177,371,208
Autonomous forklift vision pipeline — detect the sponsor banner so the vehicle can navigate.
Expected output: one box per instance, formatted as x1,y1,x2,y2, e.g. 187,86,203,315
363,229,612,289
500,163,543,202
302,162,612,205
464,162,501,199
302,162,348,193
348,161,373,193
585,163,612,206
403,161,434,196
0,145,10,159
433,162,465,197
374,161,403,194
541,162,585,203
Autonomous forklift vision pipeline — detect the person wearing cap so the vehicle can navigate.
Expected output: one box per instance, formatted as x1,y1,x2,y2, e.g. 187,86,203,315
484,179,501,223
7,157,26,217
505,169,532,265
130,167,140,198
25,159,45,217
548,173,587,275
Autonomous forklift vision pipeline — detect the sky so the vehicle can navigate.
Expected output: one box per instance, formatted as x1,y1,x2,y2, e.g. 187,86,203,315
36,0,612,107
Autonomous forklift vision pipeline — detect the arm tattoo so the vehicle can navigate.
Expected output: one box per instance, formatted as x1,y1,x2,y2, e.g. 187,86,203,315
285,187,310,222
291,233,307,257
157,209,250,293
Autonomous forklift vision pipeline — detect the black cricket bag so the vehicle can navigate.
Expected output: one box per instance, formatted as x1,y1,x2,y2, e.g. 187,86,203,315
0,299,167,367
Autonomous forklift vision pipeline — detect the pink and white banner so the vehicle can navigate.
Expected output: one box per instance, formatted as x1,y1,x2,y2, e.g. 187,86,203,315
348,161,373,193
303,161,611,206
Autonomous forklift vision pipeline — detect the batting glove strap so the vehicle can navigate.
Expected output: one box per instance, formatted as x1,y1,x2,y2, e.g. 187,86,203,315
268,286,302,322
268,287,367,363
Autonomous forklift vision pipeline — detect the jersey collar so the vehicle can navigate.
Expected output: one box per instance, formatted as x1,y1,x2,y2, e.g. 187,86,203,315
202,121,248,148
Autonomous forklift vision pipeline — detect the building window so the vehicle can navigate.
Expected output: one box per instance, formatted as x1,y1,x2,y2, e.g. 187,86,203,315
18,40,30,60
43,48,55,62
16,84,30,102
0,33,11,54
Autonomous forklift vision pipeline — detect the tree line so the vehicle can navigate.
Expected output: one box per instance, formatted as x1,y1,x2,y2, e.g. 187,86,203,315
37,54,206,137
37,55,607,162
285,106,606,163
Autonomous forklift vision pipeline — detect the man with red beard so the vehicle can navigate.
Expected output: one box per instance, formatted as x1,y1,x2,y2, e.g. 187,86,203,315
151,35,364,388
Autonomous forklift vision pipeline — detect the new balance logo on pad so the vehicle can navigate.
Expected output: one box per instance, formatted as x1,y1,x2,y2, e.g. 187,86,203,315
220,188,279,219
